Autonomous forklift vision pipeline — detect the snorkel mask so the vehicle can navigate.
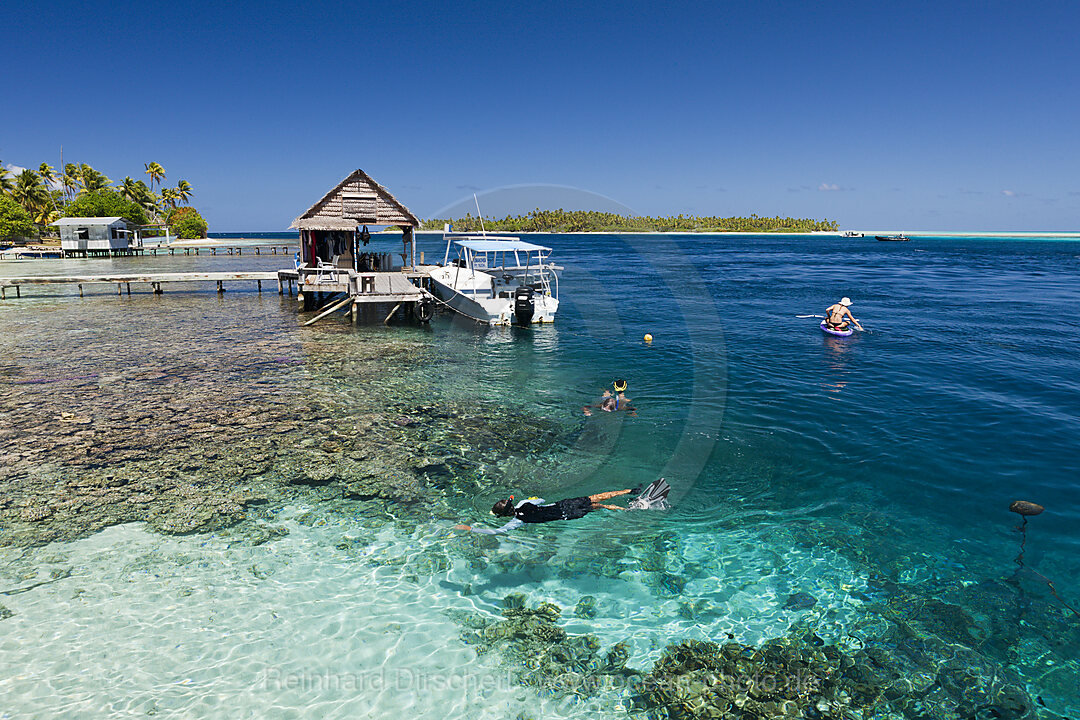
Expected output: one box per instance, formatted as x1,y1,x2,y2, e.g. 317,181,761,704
613,379,627,393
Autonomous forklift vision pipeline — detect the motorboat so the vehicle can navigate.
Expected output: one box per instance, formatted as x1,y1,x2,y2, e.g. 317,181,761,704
841,231,864,238
419,234,560,325
875,234,909,242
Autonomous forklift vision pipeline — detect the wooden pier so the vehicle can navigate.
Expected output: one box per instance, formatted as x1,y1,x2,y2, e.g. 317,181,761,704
1,244,296,261
281,268,434,325
141,244,296,257
0,271,282,298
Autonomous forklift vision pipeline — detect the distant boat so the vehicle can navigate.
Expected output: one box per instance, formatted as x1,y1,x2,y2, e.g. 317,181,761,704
875,234,909,242
841,231,864,238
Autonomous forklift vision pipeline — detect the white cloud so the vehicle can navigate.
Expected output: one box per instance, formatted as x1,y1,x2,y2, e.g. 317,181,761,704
1001,189,1016,197
818,183,840,191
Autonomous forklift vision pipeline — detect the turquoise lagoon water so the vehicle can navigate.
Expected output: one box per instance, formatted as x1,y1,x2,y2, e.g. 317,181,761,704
0,234,1078,718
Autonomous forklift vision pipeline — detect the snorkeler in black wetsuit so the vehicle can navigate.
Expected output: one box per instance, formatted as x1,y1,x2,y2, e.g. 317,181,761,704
453,479,671,534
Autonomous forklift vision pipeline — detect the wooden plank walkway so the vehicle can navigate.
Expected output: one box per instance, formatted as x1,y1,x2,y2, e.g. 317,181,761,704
289,269,426,303
0,272,282,298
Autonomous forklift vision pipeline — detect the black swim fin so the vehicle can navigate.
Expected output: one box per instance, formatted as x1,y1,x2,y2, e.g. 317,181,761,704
629,478,670,510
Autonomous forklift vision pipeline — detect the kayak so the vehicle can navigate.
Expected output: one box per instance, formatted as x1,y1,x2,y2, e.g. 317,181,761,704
820,320,854,337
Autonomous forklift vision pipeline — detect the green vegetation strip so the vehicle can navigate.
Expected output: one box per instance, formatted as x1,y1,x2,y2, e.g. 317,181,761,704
422,209,838,233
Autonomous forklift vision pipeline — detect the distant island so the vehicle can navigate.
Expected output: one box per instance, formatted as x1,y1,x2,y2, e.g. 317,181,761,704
421,209,838,233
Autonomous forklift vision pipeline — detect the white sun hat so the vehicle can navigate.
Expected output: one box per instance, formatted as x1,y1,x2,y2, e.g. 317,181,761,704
840,297,852,306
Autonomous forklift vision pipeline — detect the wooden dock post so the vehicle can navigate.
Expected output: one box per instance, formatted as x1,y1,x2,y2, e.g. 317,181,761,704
126,283,131,295
384,303,402,325
217,281,224,293
79,284,83,297
351,299,358,323
257,280,262,292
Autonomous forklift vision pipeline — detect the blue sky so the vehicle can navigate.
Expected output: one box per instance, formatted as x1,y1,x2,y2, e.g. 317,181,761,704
2,0,1077,231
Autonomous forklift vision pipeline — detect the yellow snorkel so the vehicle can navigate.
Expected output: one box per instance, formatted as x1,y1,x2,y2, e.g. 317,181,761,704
613,379,627,393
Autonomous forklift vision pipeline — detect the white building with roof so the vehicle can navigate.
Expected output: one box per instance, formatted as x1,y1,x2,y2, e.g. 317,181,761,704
53,217,132,257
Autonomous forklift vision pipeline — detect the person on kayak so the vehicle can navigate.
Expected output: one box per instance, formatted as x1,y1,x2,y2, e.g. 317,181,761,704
454,479,671,534
824,297,863,331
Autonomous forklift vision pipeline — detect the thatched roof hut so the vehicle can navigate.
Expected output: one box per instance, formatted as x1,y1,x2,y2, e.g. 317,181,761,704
290,170,420,270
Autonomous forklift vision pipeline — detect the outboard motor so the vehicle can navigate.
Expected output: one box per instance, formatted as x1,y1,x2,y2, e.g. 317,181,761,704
513,285,535,326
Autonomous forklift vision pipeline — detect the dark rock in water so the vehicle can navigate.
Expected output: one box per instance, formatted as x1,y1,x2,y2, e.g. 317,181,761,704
502,593,527,610
574,595,598,619
783,591,818,611
247,523,289,546
0,603,12,621
1009,500,1044,516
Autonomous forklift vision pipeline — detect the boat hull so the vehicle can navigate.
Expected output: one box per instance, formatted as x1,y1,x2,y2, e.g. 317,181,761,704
423,266,558,325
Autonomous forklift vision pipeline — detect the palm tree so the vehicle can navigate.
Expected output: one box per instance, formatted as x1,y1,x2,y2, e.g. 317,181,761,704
175,179,193,205
0,165,14,196
119,176,141,203
135,182,160,216
78,164,111,194
61,163,80,201
38,164,61,213
12,170,51,223
160,187,179,210
144,162,165,192
38,163,57,188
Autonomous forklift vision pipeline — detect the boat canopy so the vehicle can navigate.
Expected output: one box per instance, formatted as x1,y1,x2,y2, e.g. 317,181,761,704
454,238,551,253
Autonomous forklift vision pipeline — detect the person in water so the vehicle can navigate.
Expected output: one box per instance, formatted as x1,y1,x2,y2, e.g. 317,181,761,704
455,479,671,534
824,297,863,331
583,379,634,416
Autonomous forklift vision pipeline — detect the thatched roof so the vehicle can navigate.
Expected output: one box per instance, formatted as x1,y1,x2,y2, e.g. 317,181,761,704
290,169,419,231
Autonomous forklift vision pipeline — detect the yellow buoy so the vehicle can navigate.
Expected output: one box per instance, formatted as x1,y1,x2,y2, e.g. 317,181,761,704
644,333,653,343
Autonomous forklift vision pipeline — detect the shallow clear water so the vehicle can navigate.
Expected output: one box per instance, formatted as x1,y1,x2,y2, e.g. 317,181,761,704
1,234,1078,718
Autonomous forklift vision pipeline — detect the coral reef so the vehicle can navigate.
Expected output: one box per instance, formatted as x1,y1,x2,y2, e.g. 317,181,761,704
633,632,1038,720
460,596,641,696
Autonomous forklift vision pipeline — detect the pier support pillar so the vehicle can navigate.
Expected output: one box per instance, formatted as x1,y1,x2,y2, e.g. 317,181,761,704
351,300,358,323
217,281,224,293
257,280,262,293
16,286,20,298
79,284,83,297
126,283,131,295
1,287,5,299
118,283,123,296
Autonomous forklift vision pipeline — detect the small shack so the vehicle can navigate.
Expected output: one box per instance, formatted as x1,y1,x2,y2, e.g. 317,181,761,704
289,169,420,271
54,217,131,257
